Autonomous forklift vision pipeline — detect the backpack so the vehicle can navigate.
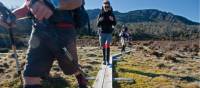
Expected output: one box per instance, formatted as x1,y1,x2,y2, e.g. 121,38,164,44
121,32,129,38
71,5,90,29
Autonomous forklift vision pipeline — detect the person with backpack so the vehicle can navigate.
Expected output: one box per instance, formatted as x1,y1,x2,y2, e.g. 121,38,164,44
119,25,130,52
0,0,88,88
97,0,117,65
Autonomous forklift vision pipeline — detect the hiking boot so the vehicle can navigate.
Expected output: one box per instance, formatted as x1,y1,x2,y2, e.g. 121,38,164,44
76,74,87,88
107,62,110,65
103,61,106,65
121,45,126,53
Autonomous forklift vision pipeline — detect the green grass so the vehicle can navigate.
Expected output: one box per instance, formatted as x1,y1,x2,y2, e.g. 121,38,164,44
113,51,200,88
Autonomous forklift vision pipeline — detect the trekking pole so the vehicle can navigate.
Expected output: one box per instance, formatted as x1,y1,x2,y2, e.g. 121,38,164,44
0,2,23,85
8,24,24,85
63,47,87,76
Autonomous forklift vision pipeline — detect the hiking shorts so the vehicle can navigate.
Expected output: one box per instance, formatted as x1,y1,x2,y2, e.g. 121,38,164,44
120,37,129,46
99,33,112,47
23,22,79,77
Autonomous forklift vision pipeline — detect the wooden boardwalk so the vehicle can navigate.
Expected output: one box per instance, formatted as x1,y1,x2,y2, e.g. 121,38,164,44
92,56,113,88
92,49,135,88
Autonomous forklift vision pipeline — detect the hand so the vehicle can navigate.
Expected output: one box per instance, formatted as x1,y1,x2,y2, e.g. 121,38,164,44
109,16,114,21
99,17,104,21
29,1,53,21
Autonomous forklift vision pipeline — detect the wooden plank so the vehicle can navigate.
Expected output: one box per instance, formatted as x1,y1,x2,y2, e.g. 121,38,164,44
102,66,112,88
114,78,134,82
93,57,113,88
93,64,107,88
103,57,113,88
93,49,135,88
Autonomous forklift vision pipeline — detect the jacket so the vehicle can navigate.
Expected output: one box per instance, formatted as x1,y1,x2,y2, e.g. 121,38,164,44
97,9,117,33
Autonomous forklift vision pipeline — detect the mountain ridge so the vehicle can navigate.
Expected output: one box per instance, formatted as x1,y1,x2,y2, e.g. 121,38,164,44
87,9,200,25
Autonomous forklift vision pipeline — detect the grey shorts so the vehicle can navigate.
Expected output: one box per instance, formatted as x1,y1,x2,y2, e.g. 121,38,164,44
99,33,112,47
120,37,129,46
23,23,78,77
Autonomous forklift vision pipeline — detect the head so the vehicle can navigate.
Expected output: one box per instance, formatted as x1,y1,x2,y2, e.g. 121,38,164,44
122,25,128,32
103,0,111,12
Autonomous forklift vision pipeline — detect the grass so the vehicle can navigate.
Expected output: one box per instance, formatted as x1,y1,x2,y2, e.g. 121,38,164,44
0,40,200,88
113,47,200,88
0,47,102,88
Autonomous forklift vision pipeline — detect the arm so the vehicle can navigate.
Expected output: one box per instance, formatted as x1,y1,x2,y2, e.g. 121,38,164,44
12,3,29,19
97,14,103,27
119,31,122,37
111,13,117,26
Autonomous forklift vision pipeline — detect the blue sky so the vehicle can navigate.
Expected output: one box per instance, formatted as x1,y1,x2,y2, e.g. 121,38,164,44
1,0,200,22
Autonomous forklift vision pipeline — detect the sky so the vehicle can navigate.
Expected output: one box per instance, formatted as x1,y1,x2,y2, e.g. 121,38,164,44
1,0,200,22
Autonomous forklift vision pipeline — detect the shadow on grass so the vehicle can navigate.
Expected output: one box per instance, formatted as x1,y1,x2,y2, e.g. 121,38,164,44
119,68,200,82
42,77,71,88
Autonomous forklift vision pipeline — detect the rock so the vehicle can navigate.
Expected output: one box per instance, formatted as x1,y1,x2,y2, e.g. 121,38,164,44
175,53,188,58
143,41,154,46
137,46,143,50
5,74,12,79
0,68,5,73
151,50,164,57
183,45,190,52
8,60,14,64
143,46,151,53
86,53,97,57
156,63,166,69
83,65,93,69
0,65,3,67
170,67,178,71
192,44,199,52
164,54,179,63
88,61,100,64
3,63,9,68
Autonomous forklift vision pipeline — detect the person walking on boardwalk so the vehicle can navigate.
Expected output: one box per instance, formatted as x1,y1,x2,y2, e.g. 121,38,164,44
97,0,117,65
119,25,130,52
0,0,89,88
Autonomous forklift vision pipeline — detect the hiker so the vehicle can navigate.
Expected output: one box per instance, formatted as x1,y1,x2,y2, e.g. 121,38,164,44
0,0,88,88
119,25,130,52
97,0,117,65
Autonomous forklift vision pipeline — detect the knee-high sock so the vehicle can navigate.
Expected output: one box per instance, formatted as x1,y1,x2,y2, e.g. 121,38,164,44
103,48,106,62
121,45,126,52
106,48,110,63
